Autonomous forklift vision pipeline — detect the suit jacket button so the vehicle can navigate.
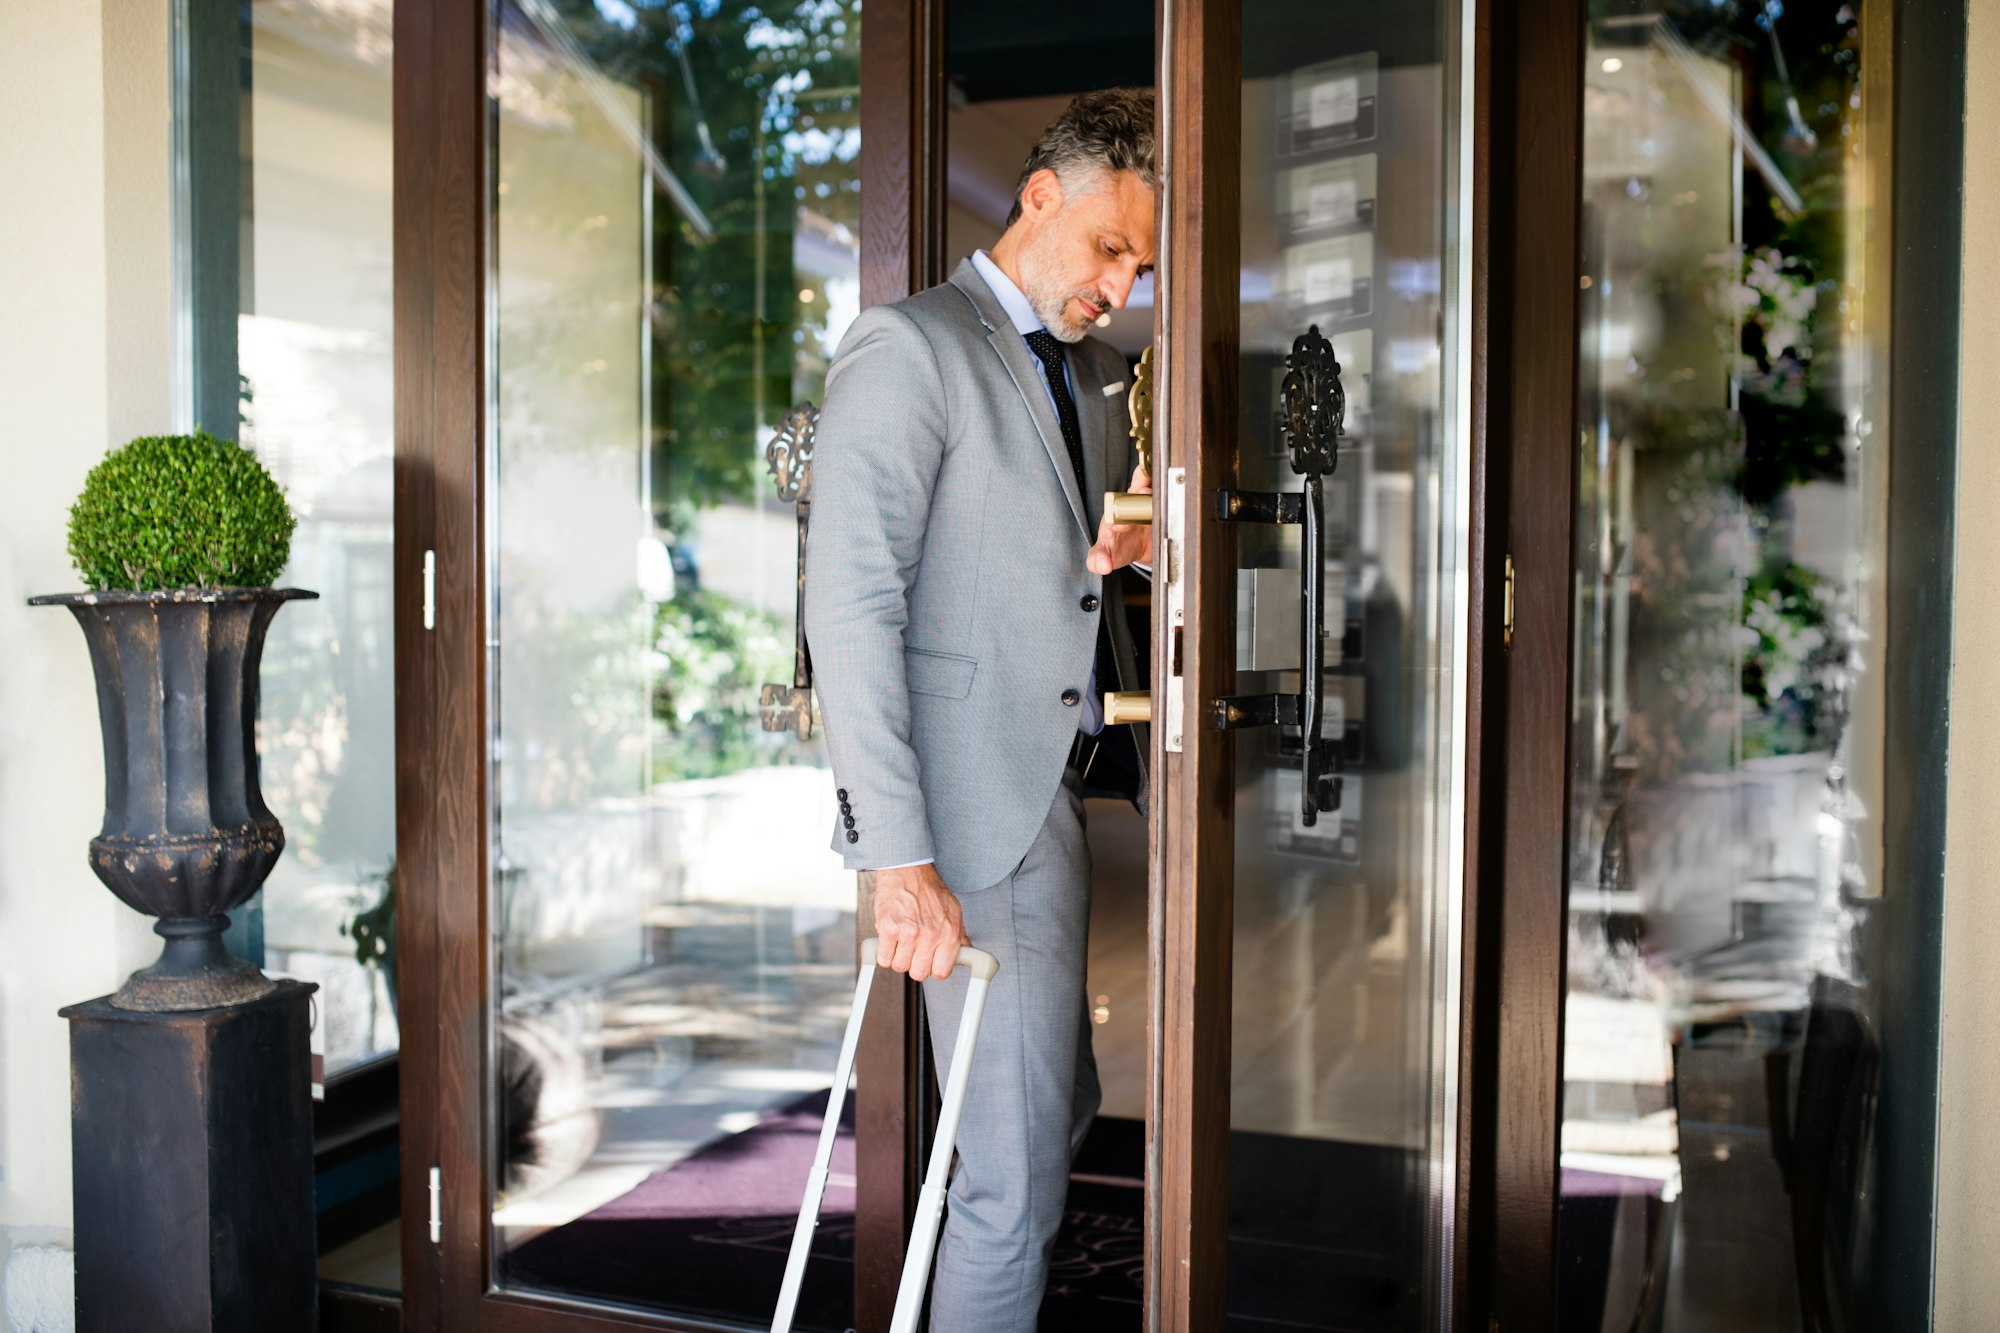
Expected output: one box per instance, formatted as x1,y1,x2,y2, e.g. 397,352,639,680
1062,688,1080,706
846,830,859,844
843,815,856,829
837,788,849,801
1080,594,1100,612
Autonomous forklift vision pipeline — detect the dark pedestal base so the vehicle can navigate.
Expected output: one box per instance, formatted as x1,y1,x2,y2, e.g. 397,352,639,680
62,979,318,1333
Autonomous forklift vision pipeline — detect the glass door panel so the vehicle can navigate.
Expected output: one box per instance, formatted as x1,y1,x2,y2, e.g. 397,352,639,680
1559,5,1930,1328
1226,3,1468,1328
483,1,862,1325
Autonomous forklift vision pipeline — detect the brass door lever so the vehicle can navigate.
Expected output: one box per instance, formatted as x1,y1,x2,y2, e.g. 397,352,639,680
1101,691,1151,727
1102,346,1155,525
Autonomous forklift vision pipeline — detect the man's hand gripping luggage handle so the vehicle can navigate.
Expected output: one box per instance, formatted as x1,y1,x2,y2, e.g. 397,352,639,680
859,937,1000,982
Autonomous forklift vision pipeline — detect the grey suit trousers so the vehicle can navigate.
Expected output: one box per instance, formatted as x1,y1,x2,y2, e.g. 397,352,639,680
918,766,1100,1333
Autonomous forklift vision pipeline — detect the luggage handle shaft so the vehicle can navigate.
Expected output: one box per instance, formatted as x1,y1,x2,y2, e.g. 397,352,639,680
771,937,999,1333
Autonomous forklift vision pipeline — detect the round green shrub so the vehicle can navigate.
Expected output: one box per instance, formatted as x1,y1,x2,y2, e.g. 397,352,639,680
67,432,297,591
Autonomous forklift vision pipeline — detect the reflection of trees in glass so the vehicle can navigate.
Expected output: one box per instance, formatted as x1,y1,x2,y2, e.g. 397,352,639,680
528,0,861,515
651,588,795,781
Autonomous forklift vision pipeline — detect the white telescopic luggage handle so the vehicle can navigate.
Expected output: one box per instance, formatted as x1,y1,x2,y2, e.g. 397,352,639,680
770,938,1000,1333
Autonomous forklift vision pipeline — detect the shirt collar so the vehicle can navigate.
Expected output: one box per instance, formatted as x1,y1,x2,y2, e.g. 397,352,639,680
970,249,1044,339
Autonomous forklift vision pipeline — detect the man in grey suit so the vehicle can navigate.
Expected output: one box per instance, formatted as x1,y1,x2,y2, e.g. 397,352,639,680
802,88,1157,1329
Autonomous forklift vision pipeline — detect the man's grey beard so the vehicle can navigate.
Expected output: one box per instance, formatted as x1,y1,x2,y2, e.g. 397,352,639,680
1018,234,1106,343
1029,288,1103,343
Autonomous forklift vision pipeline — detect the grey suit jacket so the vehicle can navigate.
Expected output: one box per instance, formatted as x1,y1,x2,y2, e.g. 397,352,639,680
803,256,1150,894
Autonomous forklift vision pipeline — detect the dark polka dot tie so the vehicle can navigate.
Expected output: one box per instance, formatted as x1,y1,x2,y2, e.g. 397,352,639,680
1023,328,1090,501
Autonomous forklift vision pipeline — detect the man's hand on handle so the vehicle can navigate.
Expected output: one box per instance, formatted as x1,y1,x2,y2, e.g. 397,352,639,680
1087,465,1151,576
873,863,969,981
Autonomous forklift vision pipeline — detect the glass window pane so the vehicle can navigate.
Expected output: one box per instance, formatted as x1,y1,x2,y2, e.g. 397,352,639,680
182,0,400,1086
484,2,861,1324
1560,5,1934,1326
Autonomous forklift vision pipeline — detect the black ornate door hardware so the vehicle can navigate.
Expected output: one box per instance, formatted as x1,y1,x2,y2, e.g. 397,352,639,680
1212,325,1346,825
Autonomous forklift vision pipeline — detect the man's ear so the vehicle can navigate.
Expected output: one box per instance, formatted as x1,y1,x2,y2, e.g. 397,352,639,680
1021,167,1064,219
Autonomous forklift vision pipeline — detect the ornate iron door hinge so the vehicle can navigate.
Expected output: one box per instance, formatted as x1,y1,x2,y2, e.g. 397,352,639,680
1211,325,1346,825
761,402,819,739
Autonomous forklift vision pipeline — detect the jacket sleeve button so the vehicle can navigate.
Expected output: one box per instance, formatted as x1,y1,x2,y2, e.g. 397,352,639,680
837,788,849,801
846,830,859,844
843,815,856,829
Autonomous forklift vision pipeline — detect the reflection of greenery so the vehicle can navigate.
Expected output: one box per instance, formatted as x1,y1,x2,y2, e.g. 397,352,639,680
1594,3,1870,775
530,0,861,515
1739,559,1845,759
1668,5,1862,507
651,588,795,782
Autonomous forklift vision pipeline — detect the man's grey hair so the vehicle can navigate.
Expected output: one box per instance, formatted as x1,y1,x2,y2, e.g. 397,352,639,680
1004,87,1158,228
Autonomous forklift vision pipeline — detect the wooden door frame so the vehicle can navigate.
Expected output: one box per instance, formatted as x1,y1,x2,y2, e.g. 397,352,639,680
1147,0,1238,1325
1467,0,1584,1328
392,0,941,1327
854,0,950,1324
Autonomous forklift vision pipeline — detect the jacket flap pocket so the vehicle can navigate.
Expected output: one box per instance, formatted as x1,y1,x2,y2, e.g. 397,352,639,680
905,648,977,699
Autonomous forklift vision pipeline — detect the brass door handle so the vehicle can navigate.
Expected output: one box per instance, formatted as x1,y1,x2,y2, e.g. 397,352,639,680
1103,491,1154,525
1102,691,1151,726
1102,346,1155,526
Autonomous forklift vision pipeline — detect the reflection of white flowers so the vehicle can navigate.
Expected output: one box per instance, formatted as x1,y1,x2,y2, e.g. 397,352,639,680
1709,246,1818,405
1741,589,1827,699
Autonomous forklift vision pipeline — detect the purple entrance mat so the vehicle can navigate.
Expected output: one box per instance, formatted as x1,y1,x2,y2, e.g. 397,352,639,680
502,1092,1147,1331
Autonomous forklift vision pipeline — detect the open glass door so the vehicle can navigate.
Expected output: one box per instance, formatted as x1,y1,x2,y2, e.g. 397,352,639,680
1150,0,1477,1327
393,0,937,1328
476,1,868,1325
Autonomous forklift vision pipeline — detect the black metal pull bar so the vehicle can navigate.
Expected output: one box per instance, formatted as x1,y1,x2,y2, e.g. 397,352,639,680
1210,325,1345,826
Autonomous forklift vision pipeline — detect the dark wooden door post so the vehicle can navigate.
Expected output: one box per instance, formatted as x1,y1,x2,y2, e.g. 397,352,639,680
855,0,947,1324
1468,1,1584,1328
1147,0,1240,1324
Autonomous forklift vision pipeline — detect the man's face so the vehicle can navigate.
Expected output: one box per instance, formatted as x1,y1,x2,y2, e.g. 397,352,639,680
1013,167,1158,343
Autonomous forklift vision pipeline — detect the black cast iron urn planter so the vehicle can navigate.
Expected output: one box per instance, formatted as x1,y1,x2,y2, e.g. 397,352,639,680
31,586,317,1012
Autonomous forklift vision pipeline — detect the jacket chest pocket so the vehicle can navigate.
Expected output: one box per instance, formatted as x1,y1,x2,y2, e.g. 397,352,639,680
905,648,978,699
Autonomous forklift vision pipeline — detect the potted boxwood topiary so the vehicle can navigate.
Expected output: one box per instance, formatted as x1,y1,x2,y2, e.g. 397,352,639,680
32,430,315,1011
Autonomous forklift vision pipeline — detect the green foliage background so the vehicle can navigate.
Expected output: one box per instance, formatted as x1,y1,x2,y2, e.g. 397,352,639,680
532,0,858,782
651,588,794,782
539,0,860,517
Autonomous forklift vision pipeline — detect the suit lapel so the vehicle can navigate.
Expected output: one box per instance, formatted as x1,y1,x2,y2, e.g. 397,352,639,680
985,329,1091,540
1069,342,1113,533
950,260,1092,541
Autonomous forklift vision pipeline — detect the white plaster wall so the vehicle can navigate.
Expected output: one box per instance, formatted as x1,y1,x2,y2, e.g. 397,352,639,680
1936,0,2000,1324
0,0,175,1321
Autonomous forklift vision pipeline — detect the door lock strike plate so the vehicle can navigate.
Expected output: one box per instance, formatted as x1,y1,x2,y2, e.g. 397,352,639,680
1163,467,1187,752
